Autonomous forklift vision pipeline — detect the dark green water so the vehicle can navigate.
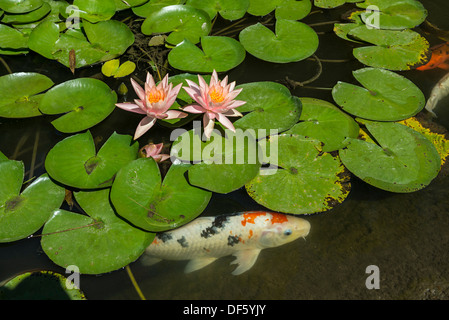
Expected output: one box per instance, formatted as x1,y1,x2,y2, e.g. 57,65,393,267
1,0,449,300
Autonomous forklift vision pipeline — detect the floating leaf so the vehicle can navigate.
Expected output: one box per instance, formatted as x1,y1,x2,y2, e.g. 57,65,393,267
339,121,441,193
0,160,65,243
332,68,425,121
285,97,360,152
41,188,154,274
245,134,351,215
110,158,212,232
72,0,116,23
168,36,246,73
0,72,54,118
186,0,249,20
141,4,211,45
239,19,318,63
0,24,29,55
102,59,136,78
28,20,61,59
114,0,147,11
314,0,360,9
132,0,186,17
248,0,311,20
0,0,43,13
39,78,117,133
1,1,50,24
45,131,139,189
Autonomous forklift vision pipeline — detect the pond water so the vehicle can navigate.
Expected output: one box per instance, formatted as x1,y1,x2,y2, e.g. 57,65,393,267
1,0,449,300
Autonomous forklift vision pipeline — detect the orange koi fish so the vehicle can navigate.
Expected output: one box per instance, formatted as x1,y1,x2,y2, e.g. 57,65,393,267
142,211,311,275
417,42,449,71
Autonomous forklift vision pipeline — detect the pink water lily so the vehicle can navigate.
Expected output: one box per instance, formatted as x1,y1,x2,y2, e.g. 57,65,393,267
140,143,170,162
182,70,246,139
115,72,187,140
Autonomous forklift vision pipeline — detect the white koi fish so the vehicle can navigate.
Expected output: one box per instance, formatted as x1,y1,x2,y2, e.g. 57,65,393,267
425,72,449,117
142,211,311,275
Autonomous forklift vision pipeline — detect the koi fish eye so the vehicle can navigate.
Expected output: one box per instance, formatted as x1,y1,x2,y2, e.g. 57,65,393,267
284,229,292,236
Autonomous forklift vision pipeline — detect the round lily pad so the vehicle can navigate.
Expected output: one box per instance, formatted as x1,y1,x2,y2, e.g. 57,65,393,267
239,19,318,63
0,160,65,243
114,0,147,11
233,81,302,137
39,78,117,133
110,158,212,232
0,24,29,55
45,131,139,189
332,68,425,121
101,59,136,78
245,134,351,215
168,36,246,73
339,120,441,193
0,72,54,118
186,0,249,20
314,0,359,8
72,0,116,23
285,97,360,152
1,1,50,24
248,0,311,20
132,0,186,17
41,188,154,275
28,20,60,59
141,4,211,45
0,0,43,13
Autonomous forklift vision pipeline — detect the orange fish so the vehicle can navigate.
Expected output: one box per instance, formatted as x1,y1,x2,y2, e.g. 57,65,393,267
417,42,449,71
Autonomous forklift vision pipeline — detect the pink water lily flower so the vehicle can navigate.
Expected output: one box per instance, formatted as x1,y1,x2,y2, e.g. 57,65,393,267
140,143,170,162
182,70,246,139
115,72,187,140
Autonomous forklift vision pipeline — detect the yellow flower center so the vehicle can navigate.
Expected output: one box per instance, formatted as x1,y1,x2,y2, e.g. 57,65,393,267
147,89,165,104
209,86,225,103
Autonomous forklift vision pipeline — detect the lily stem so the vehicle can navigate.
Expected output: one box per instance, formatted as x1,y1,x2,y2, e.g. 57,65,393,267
286,54,323,88
0,56,12,74
126,265,146,300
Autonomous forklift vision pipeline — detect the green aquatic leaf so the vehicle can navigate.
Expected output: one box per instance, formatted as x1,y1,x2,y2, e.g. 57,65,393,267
114,0,147,11
72,0,116,23
110,158,212,232
0,160,65,243
102,59,136,78
339,121,441,193
141,4,211,45
41,189,154,275
314,0,360,9
0,0,43,13
39,78,117,133
45,131,138,189
0,72,54,118
1,1,50,24
285,97,360,152
186,0,249,20
332,68,425,121
168,36,246,73
245,134,351,215
248,0,311,20
0,24,29,55
239,19,318,63
132,0,186,17
28,20,60,59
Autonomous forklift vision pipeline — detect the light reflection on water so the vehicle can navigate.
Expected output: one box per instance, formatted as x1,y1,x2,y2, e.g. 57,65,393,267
1,0,449,300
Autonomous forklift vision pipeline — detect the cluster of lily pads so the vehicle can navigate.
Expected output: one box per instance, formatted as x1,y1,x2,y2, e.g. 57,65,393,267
1,0,448,279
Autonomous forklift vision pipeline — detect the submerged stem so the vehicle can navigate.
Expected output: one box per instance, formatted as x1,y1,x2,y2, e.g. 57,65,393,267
0,56,12,74
126,265,146,300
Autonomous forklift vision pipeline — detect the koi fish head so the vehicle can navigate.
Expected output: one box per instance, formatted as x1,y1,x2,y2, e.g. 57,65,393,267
257,213,311,248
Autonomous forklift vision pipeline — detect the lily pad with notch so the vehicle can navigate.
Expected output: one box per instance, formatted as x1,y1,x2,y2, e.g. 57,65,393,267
313,0,361,9
45,131,139,190
110,158,212,232
41,188,154,275
186,0,249,20
0,0,44,13
247,0,311,20
132,0,186,17
72,0,116,23
0,24,29,55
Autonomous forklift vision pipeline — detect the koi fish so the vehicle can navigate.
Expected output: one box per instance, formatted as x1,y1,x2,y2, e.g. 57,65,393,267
142,211,311,275
417,42,449,71
425,71,449,117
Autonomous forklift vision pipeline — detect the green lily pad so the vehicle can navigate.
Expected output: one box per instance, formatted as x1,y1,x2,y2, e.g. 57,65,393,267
245,134,351,215
110,158,212,232
339,121,441,193
332,68,425,121
186,0,249,20
41,188,154,275
132,0,186,17
285,98,360,152
333,11,365,43
72,0,116,23
356,0,427,30
233,81,302,137
248,0,311,20
349,27,430,70
0,24,29,55
0,72,54,118
239,19,318,63
0,271,86,300
45,131,139,189
114,0,147,11
314,0,360,9
28,20,60,59
0,160,65,243
0,0,43,13
0,150,7,161
1,1,50,24
39,78,117,133
101,59,136,78
141,4,211,45
168,36,246,73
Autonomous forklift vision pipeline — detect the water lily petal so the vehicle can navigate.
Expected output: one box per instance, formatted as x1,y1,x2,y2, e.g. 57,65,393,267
222,108,243,117
153,154,171,162
115,102,146,114
223,99,246,110
216,112,236,132
164,83,183,110
146,72,156,88
130,78,145,101
134,116,156,140
203,113,216,139
165,110,188,119
183,104,206,114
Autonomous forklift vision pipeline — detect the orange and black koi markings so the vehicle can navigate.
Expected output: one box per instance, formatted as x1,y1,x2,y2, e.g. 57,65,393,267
417,42,449,71
142,211,311,275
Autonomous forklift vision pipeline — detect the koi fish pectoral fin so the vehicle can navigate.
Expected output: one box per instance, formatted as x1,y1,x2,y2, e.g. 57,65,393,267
230,249,262,276
185,257,218,274
140,255,162,266
438,62,449,70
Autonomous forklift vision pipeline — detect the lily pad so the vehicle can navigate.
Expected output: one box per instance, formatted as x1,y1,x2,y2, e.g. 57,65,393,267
248,0,311,20
0,24,29,55
39,78,117,133
245,134,351,215
349,27,430,70
339,120,441,193
114,0,147,11
0,160,65,243
132,0,186,17
332,68,425,121
110,158,212,232
186,0,249,20
101,59,136,78
28,20,60,59
314,0,361,9
233,81,302,137
1,1,50,24
0,0,43,13
168,36,246,73
0,72,54,118
285,97,360,152
41,188,154,275
141,4,211,45
72,0,116,23
45,131,139,189
239,19,318,63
